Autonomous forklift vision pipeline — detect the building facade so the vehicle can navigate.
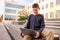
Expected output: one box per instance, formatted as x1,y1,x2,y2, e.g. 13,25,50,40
28,0,60,19
3,0,25,22
38,0,60,19
3,0,60,22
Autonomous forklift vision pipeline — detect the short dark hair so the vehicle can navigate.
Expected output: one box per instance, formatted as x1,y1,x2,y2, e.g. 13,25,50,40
32,3,39,8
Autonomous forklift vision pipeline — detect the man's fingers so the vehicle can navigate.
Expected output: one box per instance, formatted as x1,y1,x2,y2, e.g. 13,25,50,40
35,34,39,38
35,32,40,38
22,33,24,36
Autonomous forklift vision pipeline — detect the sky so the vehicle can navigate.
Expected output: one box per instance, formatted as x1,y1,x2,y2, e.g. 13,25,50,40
0,0,34,15
0,0,4,15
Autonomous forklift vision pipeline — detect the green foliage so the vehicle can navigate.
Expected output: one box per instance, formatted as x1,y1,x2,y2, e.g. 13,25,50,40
0,18,2,22
18,15,28,21
18,10,29,21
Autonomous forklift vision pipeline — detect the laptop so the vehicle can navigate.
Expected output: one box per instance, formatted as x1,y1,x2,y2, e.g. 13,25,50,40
20,28,36,37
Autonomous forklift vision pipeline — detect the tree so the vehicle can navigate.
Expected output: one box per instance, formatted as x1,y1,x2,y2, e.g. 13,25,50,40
18,10,29,21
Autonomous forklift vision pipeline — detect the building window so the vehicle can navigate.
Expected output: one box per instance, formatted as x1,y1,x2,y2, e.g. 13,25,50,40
5,2,25,9
5,9,16,13
42,6,44,10
56,0,60,5
39,0,41,3
50,12,54,18
50,2,54,8
45,13,48,18
46,4,48,8
56,10,60,18
5,15,16,20
42,0,44,2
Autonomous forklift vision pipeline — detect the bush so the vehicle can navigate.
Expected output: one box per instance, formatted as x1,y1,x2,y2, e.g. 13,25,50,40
18,10,29,21
18,15,28,21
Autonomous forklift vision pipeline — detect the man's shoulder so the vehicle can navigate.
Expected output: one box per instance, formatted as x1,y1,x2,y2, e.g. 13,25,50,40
29,14,33,17
39,14,44,17
29,14,44,17
29,14,33,16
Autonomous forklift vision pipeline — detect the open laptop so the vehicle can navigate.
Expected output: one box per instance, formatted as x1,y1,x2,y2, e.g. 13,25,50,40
20,28,36,37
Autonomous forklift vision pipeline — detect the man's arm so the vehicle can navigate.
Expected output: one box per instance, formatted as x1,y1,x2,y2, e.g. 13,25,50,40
24,15,31,29
38,15,45,33
35,15,45,38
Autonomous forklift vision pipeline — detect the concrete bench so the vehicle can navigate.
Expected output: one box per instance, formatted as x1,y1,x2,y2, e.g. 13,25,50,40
45,21,60,26
33,35,59,40
4,24,22,40
47,19,60,21
54,35,59,40
1,24,11,40
4,24,59,40
5,24,46,40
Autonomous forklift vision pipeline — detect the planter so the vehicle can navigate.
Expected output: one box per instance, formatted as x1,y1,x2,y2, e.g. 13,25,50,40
12,21,26,25
18,21,26,25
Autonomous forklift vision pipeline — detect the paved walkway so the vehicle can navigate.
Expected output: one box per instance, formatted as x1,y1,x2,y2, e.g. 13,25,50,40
0,23,11,40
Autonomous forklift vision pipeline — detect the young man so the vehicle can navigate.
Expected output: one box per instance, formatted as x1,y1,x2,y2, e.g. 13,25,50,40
23,3,54,40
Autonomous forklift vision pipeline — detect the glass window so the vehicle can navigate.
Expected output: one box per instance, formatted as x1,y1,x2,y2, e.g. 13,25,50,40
56,0,60,5
46,4,48,8
39,0,41,3
45,13,48,18
5,2,25,9
42,6,44,10
42,0,44,1
56,10,60,18
50,12,54,18
50,2,54,8
5,15,16,20
5,9,16,13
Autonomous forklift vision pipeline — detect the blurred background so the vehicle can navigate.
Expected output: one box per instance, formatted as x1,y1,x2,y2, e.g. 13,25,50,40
0,0,60,22
0,0,60,40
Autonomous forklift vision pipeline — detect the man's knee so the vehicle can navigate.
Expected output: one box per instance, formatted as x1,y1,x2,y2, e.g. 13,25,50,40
41,29,54,40
49,30,54,34
42,29,54,37
25,35,31,37
23,35,33,40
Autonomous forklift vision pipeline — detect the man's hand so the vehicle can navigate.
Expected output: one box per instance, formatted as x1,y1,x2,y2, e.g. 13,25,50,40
22,33,25,36
35,32,40,38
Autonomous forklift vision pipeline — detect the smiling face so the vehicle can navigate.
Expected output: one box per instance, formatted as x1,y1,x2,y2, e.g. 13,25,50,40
33,7,40,14
32,3,40,15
